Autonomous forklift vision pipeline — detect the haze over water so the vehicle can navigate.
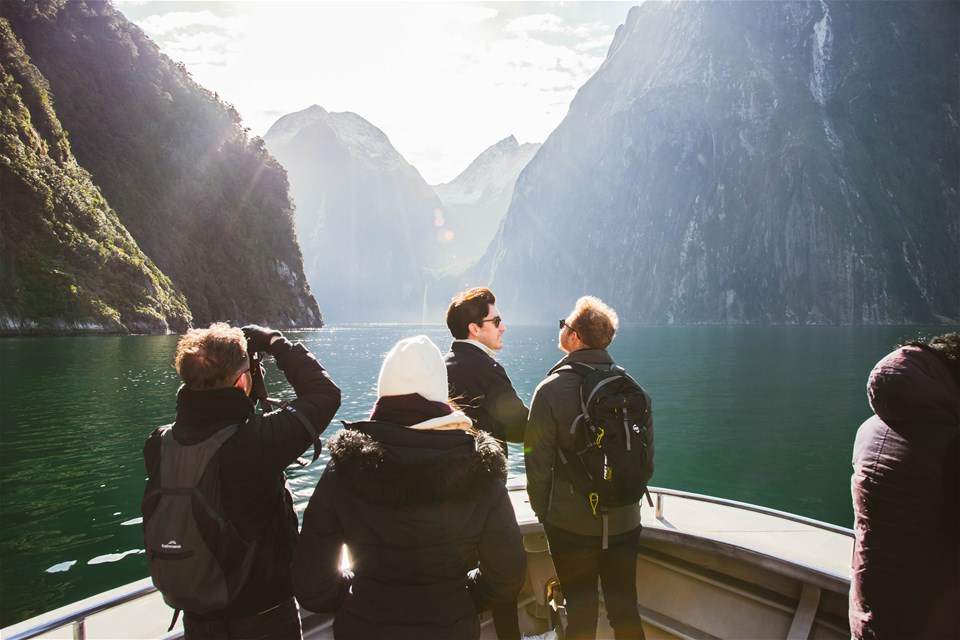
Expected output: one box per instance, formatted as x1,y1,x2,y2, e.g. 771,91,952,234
0,324,948,626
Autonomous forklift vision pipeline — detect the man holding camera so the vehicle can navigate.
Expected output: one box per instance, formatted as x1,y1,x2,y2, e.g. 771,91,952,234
142,323,341,639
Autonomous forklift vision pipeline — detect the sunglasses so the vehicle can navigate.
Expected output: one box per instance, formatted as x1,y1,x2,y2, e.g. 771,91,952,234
477,316,502,328
559,318,577,333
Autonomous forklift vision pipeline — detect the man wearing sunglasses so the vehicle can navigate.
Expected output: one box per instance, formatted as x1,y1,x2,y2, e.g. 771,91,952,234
444,287,528,449
525,297,647,640
444,286,532,640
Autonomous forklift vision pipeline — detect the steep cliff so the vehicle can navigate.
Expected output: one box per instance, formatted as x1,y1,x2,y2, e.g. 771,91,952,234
0,17,190,334
264,105,442,322
2,0,321,329
483,0,959,324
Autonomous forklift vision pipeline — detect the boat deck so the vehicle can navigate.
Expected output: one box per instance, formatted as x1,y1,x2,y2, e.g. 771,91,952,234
2,486,853,640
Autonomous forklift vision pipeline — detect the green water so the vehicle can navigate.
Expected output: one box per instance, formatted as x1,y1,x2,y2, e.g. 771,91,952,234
0,324,948,626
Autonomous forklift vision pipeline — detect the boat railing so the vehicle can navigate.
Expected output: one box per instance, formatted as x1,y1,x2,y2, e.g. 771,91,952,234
648,486,854,537
5,484,852,640
1,578,177,640
507,479,855,538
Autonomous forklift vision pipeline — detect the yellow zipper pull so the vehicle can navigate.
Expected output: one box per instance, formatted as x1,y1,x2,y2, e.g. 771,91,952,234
589,492,599,517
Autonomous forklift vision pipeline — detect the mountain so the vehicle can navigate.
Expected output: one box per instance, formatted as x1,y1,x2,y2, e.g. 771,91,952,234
0,16,190,334
432,136,541,267
2,0,321,330
264,105,443,322
480,0,959,325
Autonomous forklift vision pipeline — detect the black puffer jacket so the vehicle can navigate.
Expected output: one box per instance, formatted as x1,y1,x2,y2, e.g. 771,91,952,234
293,422,526,639
850,345,959,640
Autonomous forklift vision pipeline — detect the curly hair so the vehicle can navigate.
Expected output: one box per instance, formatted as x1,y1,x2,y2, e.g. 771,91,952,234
569,296,619,349
175,323,247,391
446,287,496,339
899,332,960,386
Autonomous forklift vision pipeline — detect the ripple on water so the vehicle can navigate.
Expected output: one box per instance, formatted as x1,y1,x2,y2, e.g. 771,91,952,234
88,549,143,565
45,561,77,574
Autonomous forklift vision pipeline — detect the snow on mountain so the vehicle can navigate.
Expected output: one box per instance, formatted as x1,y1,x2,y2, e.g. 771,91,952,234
432,135,541,206
429,135,540,267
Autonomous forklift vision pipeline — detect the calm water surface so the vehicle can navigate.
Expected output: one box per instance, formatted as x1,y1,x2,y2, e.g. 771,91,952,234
0,324,948,626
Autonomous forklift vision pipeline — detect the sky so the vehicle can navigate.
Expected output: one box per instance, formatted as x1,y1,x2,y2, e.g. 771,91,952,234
113,1,636,184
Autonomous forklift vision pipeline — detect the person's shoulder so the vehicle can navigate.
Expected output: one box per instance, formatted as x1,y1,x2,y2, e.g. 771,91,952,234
449,340,485,355
144,423,171,443
448,341,494,366
533,370,566,395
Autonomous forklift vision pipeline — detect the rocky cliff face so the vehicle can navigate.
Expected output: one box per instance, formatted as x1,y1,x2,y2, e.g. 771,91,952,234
482,0,959,324
432,136,541,267
264,105,444,322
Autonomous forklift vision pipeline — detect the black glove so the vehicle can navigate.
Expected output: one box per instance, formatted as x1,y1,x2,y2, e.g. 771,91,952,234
242,324,282,353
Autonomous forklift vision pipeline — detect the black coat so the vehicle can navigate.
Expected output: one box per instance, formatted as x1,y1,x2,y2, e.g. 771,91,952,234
143,338,341,618
293,421,526,639
445,341,528,449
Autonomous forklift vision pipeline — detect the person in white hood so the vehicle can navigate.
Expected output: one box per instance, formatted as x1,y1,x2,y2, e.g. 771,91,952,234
293,335,526,639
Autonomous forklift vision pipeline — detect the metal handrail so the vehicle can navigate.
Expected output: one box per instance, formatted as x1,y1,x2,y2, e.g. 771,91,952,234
2,579,174,640
508,479,853,538
648,486,855,537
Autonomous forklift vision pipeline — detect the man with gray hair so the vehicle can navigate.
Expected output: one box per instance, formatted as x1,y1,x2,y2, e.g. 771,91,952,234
525,297,648,639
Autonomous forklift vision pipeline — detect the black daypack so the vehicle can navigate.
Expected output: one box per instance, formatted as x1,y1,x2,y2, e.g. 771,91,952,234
141,424,256,615
554,362,654,517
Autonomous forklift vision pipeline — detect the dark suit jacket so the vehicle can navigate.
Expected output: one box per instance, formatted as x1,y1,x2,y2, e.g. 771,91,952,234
445,341,528,449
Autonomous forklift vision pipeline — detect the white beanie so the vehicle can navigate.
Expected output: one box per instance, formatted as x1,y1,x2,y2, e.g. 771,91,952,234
377,335,449,403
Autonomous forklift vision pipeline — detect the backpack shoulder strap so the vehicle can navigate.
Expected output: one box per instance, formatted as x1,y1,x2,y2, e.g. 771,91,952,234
159,424,241,489
549,362,597,434
550,361,597,377
280,404,321,464
582,369,631,409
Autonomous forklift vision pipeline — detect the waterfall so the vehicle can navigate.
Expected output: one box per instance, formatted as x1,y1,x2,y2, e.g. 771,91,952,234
810,0,833,107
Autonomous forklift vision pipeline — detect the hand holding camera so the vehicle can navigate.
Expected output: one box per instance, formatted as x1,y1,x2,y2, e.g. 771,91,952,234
242,325,282,353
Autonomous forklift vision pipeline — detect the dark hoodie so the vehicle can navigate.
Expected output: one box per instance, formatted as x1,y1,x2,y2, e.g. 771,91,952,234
850,346,960,640
293,421,526,639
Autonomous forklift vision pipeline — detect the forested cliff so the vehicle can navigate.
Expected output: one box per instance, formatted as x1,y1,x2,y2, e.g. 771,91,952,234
1,17,190,334
0,0,321,334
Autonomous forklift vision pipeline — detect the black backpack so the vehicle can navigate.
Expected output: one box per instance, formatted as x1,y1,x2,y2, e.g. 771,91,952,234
554,362,654,516
141,424,256,615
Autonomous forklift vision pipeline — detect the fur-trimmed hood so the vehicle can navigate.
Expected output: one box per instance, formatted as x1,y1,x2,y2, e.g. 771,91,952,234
327,421,507,506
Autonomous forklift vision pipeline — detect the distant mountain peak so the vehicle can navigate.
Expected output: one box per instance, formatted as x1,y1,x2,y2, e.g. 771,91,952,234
265,105,409,172
434,135,537,192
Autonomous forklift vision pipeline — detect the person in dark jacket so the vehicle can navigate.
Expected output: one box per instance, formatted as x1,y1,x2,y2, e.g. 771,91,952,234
143,323,341,639
850,332,959,640
293,334,526,639
444,286,531,640
525,297,647,640
444,287,528,452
